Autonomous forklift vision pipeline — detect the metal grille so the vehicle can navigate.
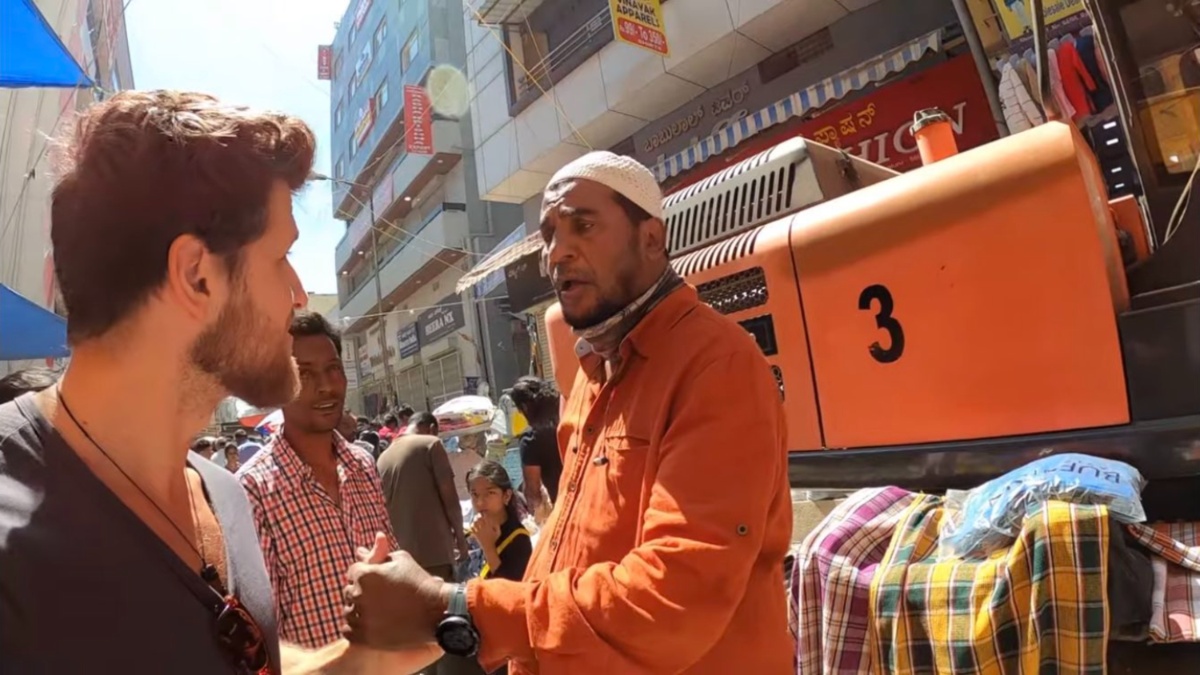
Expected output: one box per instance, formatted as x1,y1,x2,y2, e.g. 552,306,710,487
425,351,464,409
663,137,806,258
395,364,426,411
672,225,762,278
696,267,768,315
771,366,784,401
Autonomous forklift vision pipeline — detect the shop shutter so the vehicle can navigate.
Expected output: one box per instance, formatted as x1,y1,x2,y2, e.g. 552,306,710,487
396,364,426,412
427,351,465,409
533,305,555,381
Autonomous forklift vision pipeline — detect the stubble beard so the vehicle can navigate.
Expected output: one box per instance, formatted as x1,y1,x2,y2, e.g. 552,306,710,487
190,290,299,409
561,237,644,330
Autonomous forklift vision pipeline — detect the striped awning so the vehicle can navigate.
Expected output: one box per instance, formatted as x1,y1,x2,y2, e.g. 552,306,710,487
652,30,942,182
455,230,544,294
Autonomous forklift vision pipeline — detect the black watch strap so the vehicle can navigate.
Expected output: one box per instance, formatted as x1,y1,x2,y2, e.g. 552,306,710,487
436,584,479,658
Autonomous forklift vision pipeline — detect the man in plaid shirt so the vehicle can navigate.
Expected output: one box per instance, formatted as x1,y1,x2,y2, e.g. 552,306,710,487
239,311,399,648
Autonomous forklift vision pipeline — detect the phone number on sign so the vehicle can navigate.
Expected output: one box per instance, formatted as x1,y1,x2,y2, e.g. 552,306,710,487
617,18,666,53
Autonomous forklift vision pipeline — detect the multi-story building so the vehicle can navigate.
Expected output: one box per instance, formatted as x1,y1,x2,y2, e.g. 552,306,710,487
328,0,524,417
456,0,1011,377
0,0,134,375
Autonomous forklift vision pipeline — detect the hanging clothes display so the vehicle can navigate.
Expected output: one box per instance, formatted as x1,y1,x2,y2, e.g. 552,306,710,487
1047,48,1077,121
790,487,918,675
999,62,1044,132
1011,55,1034,95
1075,32,1114,111
869,499,1111,674
1020,57,1040,105
1057,39,1099,121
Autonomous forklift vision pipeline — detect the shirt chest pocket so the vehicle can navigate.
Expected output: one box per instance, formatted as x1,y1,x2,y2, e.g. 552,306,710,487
583,429,652,545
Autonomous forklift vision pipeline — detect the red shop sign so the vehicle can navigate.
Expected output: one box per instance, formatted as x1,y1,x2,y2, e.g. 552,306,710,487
668,55,1000,192
317,45,332,81
404,85,433,155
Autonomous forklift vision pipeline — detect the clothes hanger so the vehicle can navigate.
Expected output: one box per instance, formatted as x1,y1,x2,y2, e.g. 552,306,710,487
1081,26,1094,37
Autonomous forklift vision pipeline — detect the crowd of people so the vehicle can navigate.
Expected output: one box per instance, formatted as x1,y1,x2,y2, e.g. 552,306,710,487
0,90,792,675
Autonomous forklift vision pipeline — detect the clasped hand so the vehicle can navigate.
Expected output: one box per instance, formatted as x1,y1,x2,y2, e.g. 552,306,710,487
342,533,452,654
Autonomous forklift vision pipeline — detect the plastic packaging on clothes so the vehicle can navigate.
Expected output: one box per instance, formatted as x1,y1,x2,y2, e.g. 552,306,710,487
433,395,497,436
940,453,1147,560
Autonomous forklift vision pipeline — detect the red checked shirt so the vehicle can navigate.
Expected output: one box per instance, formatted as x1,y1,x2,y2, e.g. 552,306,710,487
238,430,398,648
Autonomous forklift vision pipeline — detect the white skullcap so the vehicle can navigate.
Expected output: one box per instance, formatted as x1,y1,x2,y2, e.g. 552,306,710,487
546,151,664,221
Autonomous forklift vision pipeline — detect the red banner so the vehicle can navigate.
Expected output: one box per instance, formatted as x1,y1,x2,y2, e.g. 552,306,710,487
404,85,433,155
668,56,1000,191
353,0,373,29
317,45,332,81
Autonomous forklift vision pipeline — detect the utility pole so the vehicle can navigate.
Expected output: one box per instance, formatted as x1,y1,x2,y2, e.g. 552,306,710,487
366,191,397,409
315,173,397,411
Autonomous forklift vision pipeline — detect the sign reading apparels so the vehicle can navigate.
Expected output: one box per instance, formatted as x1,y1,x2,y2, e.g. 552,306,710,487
609,0,668,56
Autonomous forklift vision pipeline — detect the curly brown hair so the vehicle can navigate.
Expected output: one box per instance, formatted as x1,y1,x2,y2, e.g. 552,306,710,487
50,90,317,342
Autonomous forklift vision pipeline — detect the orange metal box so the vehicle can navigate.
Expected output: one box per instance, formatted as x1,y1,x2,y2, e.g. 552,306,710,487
543,302,580,399
675,220,824,451
793,122,1131,449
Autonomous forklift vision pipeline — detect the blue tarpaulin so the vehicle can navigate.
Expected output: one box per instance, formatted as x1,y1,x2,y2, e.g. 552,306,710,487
0,0,92,88
0,284,69,360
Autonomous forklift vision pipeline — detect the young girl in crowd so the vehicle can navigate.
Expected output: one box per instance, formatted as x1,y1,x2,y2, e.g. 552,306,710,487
467,461,532,583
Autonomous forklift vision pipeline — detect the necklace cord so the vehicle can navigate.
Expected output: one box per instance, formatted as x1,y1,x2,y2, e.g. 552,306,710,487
55,386,217,584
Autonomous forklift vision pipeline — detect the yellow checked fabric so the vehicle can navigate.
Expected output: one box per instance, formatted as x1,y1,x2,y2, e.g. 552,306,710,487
870,499,1109,675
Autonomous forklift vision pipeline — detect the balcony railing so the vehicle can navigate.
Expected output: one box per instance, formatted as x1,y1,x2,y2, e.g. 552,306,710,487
338,205,469,323
475,0,550,25
334,120,464,271
509,6,613,114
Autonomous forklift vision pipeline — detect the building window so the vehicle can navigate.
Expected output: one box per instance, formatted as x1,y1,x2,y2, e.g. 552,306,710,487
1111,5,1199,181
401,30,419,74
503,2,612,111
335,100,344,129
349,135,357,159
376,79,390,110
335,159,344,179
332,51,342,80
354,41,374,86
374,18,388,52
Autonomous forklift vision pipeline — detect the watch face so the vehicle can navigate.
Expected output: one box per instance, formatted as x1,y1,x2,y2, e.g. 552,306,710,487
436,616,479,658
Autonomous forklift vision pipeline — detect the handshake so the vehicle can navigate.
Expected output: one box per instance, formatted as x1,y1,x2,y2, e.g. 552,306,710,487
339,532,458,671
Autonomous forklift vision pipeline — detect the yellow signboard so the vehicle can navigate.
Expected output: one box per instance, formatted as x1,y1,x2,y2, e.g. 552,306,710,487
609,0,669,56
994,0,1087,41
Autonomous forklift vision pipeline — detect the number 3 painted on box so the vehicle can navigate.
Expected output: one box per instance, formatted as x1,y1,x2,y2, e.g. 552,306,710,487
858,284,905,364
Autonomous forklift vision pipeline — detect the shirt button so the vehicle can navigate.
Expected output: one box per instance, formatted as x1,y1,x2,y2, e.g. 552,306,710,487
568,482,577,493
550,539,559,551
585,425,596,435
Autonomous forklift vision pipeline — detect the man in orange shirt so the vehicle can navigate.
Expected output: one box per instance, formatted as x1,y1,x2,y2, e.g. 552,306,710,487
344,151,794,674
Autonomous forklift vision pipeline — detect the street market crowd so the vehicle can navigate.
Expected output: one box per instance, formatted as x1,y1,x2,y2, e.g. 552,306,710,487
0,90,792,675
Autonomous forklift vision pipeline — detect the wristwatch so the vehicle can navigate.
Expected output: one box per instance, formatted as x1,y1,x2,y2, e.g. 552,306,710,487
435,583,480,658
